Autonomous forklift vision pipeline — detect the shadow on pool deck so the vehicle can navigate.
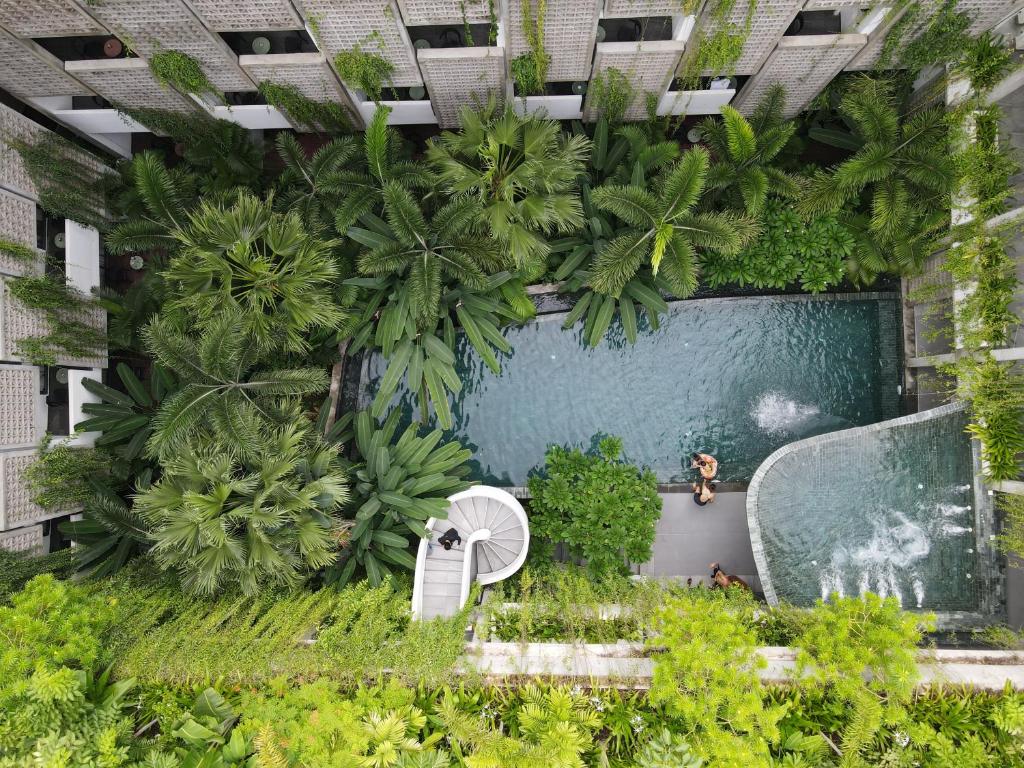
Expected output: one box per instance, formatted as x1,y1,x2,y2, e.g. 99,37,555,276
639,492,763,593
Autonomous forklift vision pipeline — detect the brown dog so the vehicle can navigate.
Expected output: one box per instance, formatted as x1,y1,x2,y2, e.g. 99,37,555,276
710,562,751,591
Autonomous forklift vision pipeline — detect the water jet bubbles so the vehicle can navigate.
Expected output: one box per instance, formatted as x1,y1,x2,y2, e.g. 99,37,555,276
550,354,556,360
966,573,972,579
811,560,817,566
967,505,972,511
917,483,924,489
967,548,974,554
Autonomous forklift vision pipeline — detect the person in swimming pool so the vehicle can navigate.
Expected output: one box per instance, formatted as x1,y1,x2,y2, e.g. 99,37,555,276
692,478,716,506
691,452,718,481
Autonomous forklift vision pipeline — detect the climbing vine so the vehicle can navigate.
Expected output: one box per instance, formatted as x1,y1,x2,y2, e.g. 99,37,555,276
149,49,222,103
676,0,756,90
258,81,351,132
510,0,549,96
6,275,106,366
588,67,635,122
334,39,394,102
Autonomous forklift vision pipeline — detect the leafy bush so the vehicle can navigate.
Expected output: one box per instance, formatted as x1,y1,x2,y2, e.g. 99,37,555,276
331,410,472,586
0,575,113,683
135,422,349,595
956,30,1015,92
701,198,851,292
649,588,786,765
527,436,661,578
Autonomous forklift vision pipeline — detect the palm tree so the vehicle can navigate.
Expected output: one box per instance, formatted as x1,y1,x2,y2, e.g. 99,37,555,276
351,182,506,327
164,191,346,354
273,132,362,234
106,152,199,255
698,85,802,214
135,421,349,596
589,147,759,298
798,76,954,251
143,312,329,461
426,99,591,270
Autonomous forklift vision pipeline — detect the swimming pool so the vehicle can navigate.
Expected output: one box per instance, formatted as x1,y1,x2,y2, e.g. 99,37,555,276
747,403,992,616
357,292,902,486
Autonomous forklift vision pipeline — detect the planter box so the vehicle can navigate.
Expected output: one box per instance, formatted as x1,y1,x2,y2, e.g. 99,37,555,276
511,94,583,120
462,641,1024,691
656,88,735,116
356,99,438,125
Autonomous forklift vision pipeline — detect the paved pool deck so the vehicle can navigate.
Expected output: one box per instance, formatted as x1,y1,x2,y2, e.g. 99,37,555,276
638,491,763,593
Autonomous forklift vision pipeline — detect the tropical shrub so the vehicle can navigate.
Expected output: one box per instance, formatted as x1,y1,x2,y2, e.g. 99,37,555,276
701,198,851,292
334,46,394,102
997,491,1024,559
141,312,328,461
330,410,473,586
76,363,174,473
164,192,346,354
351,180,506,328
59,482,152,579
551,119,678,345
590,146,758,299
427,101,590,269
527,436,661,578
698,87,801,214
0,548,76,602
649,589,786,765
800,76,953,279
135,422,349,595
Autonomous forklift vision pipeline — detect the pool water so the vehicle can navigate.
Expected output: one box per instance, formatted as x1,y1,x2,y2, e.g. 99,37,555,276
359,293,902,486
747,404,984,614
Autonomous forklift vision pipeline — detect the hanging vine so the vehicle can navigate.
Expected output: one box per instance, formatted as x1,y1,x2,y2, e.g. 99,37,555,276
510,0,550,96
676,0,756,90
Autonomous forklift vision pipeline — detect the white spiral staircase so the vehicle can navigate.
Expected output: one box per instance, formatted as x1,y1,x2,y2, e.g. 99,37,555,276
411,486,529,620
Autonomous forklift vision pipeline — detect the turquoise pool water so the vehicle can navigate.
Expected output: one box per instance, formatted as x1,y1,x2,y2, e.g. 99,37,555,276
358,293,901,486
747,404,986,614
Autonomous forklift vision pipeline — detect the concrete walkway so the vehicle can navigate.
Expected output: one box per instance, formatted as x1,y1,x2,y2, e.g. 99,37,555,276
639,492,761,592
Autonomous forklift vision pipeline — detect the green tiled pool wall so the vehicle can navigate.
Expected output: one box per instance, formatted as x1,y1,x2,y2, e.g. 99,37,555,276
877,297,902,421
747,403,999,623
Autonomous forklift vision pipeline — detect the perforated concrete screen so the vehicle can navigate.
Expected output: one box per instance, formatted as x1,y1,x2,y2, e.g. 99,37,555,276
0,523,44,553
695,0,803,76
506,0,599,82
239,52,359,127
418,47,504,128
587,40,684,121
733,33,867,118
0,31,94,100
187,0,303,31
0,279,106,368
0,0,106,38
802,0,864,8
0,366,42,449
0,450,64,531
396,0,492,25
0,104,44,199
848,0,1018,70
602,0,688,16
0,189,41,279
66,59,200,112
296,0,423,87
82,0,255,92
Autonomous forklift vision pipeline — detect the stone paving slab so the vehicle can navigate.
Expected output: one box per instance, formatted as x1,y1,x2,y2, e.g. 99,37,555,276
640,492,760,590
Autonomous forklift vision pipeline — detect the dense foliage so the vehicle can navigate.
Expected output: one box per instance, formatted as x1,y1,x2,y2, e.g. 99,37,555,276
527,437,661,578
